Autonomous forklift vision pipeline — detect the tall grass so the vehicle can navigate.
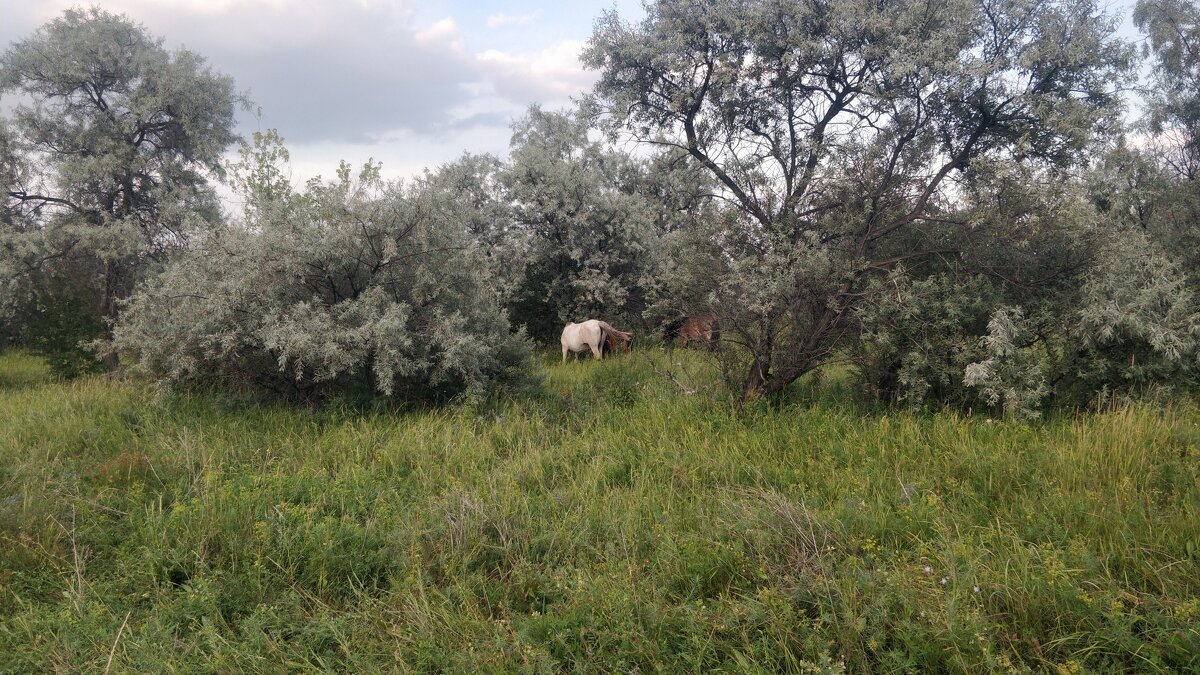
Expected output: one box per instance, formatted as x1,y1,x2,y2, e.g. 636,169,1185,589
1,349,1197,672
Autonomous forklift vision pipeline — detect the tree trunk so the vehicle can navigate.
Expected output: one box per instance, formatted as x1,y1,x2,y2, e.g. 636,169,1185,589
741,316,778,400
100,260,125,372
743,359,768,400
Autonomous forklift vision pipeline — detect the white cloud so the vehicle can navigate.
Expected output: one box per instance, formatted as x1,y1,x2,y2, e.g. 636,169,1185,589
475,40,596,105
414,16,463,52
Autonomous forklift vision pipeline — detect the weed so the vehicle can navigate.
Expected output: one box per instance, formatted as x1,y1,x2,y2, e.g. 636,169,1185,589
0,349,1197,671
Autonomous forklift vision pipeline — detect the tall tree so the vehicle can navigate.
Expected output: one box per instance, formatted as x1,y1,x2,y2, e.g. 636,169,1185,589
0,7,243,367
585,0,1130,398
0,120,32,335
1136,0,1200,179
415,152,527,305
1133,0,1200,289
503,106,662,341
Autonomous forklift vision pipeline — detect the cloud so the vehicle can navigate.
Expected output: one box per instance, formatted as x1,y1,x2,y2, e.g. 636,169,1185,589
474,40,597,108
155,2,483,143
415,16,463,52
1,0,487,144
0,0,627,182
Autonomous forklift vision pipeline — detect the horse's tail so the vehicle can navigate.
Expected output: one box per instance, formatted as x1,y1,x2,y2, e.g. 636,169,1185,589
596,321,632,352
596,321,631,340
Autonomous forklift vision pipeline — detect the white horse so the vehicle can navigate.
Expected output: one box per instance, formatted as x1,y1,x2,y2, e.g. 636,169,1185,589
560,319,632,362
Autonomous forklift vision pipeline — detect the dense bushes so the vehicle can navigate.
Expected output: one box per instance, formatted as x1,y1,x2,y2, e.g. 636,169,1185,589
4,2,1199,414
109,149,529,402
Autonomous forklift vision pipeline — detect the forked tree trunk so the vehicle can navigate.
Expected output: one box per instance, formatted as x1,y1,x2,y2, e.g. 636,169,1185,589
741,318,777,399
743,359,769,400
739,297,845,401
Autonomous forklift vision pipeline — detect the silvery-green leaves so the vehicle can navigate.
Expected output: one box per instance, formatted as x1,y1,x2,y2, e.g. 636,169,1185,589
1135,0,1200,146
0,7,244,370
963,307,1050,420
503,106,669,340
1071,233,1200,386
586,0,1131,398
111,136,529,402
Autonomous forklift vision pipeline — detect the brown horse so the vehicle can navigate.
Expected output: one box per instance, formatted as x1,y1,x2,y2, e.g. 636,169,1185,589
602,330,633,357
677,313,718,349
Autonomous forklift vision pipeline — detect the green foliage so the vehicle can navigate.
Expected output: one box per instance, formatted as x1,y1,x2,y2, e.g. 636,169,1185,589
957,214,1200,416
1,351,1198,671
1136,0,1200,145
0,7,244,368
585,0,1133,399
503,106,666,340
418,152,528,304
20,295,106,379
1101,146,1200,288
0,8,243,235
963,307,1052,419
109,132,530,403
0,119,35,327
855,271,1000,408
1065,232,1200,401
1132,0,1200,292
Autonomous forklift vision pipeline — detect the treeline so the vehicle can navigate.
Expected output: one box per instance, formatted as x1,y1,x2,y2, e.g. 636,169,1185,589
2,0,1198,414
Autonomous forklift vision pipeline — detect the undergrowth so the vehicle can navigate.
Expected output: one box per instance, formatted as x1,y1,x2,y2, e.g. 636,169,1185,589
1,349,1197,672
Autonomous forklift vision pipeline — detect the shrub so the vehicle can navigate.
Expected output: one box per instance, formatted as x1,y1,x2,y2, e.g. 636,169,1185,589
109,149,529,402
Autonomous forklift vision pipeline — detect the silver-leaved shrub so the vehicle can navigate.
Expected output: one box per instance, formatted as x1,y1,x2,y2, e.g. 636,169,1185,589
961,232,1200,418
963,307,1051,420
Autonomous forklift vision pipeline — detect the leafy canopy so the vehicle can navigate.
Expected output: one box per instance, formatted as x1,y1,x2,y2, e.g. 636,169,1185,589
0,7,244,372
585,0,1131,398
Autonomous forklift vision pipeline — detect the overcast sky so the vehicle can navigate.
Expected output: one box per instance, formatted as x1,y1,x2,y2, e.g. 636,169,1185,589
2,0,1144,193
0,0,646,189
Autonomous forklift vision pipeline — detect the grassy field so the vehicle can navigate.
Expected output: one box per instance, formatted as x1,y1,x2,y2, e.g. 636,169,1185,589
1,349,1198,673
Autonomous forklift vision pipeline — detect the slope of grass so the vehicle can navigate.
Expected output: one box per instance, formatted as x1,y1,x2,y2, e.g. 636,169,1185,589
1,349,1197,672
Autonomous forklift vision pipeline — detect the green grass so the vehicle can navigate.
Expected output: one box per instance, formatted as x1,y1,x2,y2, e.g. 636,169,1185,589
1,349,1198,672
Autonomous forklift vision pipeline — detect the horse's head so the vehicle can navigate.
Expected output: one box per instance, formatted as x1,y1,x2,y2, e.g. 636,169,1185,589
661,317,685,345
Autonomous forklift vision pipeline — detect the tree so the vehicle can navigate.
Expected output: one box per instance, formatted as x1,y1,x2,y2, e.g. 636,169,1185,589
854,160,1200,416
0,120,33,346
1136,0,1200,179
503,106,664,341
585,0,1130,398
415,152,527,304
109,133,530,402
0,120,25,319
1132,0,1200,291
627,146,726,330
0,7,243,369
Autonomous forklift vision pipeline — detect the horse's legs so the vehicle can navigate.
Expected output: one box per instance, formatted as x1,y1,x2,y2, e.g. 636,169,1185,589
591,341,603,360
562,344,568,362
